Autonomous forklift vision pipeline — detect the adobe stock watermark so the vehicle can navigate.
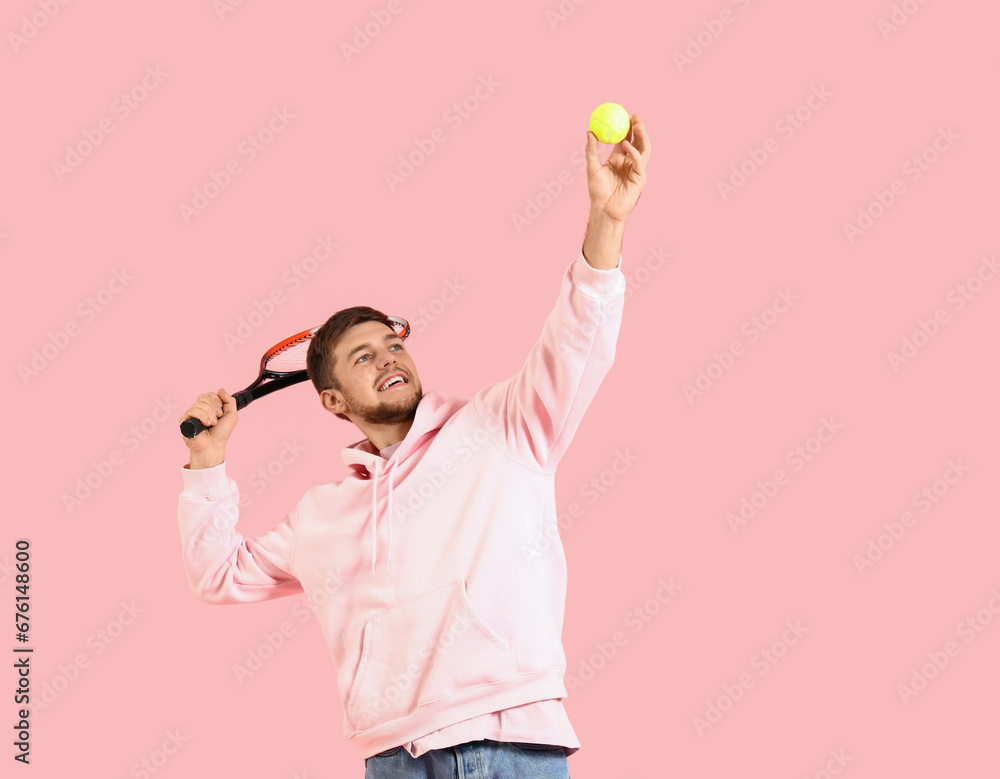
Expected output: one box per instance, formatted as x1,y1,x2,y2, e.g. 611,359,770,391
803,748,854,779
51,65,169,182
841,125,959,244
545,0,590,31
352,608,475,726
62,398,179,515
29,600,144,716
390,299,618,527
236,439,307,510
190,493,240,560
565,577,681,694
0,556,19,585
522,447,638,561
7,0,72,54
222,235,340,352
231,570,346,685
341,0,418,63
672,0,755,73
692,619,808,736
517,206,668,298
178,106,296,224
383,74,500,192
187,439,309,557
510,139,589,232
716,84,833,202
885,253,997,373
896,587,999,705
728,417,845,534
129,728,189,779
682,288,799,405
851,458,971,575
17,268,135,386
877,0,932,41
406,277,468,335
622,246,670,301
391,403,508,525
510,169,575,233
213,0,248,21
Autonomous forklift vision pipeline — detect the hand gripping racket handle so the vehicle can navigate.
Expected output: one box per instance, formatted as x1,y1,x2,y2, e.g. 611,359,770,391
180,392,252,439
179,373,310,439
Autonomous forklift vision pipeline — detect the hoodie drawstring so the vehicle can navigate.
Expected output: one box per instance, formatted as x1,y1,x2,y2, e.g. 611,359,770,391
370,460,379,574
370,458,398,574
386,469,394,567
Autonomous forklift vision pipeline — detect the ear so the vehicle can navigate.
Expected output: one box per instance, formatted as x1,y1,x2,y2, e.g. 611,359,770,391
320,388,348,416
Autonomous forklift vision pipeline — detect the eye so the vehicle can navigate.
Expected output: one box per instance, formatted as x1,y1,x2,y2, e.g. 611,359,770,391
356,343,402,365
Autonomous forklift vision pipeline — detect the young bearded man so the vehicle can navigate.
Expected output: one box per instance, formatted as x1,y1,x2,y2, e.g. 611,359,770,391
177,115,651,778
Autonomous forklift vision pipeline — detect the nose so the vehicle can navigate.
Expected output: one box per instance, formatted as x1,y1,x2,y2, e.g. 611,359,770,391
376,348,398,370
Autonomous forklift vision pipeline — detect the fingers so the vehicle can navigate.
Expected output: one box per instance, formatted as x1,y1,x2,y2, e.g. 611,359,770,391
586,113,649,174
621,138,647,182
627,113,651,162
179,392,225,430
219,387,237,411
217,388,239,429
618,113,650,185
584,130,602,178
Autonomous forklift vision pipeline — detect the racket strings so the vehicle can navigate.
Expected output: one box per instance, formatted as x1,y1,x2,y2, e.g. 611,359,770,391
262,319,408,375
264,335,313,374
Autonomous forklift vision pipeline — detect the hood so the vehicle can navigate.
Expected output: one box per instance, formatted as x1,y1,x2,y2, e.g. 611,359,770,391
340,390,467,574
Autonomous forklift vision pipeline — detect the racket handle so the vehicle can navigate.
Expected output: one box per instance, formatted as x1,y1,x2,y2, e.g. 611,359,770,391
180,417,206,439
179,392,251,439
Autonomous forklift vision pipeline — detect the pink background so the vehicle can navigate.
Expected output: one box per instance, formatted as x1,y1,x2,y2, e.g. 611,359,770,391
5,1,999,777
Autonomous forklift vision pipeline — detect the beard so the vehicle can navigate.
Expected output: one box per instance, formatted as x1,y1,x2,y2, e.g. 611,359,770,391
341,381,422,425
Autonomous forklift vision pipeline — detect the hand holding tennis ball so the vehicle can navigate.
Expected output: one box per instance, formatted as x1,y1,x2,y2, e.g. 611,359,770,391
585,107,651,224
589,102,631,145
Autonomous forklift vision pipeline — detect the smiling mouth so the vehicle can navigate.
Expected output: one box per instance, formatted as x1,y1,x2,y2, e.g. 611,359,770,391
377,375,409,392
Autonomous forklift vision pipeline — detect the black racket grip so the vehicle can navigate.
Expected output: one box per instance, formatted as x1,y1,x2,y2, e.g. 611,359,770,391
179,417,206,439
179,392,251,439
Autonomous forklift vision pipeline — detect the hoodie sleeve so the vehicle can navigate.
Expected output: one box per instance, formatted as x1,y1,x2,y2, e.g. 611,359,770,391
177,462,304,604
472,249,626,471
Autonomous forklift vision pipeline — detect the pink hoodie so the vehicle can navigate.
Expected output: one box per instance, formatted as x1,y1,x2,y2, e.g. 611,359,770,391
177,250,625,758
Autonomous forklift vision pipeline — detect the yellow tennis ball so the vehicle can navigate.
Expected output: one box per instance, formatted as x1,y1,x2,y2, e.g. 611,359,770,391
589,102,630,144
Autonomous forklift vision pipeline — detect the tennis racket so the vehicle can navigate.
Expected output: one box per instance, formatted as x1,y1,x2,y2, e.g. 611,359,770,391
180,316,411,439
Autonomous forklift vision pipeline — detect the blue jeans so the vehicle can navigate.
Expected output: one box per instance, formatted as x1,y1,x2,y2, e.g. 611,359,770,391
364,739,572,778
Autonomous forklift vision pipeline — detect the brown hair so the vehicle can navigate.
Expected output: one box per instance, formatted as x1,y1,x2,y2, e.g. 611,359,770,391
306,306,396,421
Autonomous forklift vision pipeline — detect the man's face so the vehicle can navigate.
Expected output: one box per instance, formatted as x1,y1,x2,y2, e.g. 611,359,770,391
325,320,422,425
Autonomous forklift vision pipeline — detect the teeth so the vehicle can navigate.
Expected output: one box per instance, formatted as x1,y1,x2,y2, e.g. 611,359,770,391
379,376,405,391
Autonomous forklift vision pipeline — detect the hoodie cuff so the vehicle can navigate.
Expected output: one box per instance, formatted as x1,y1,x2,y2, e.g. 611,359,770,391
572,249,626,298
180,461,230,498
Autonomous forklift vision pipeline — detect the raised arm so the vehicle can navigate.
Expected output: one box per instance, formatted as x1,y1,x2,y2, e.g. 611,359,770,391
582,112,651,269
472,114,651,470
472,252,625,470
176,388,303,604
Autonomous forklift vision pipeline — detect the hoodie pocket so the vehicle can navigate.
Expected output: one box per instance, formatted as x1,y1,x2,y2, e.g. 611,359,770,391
347,579,517,732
